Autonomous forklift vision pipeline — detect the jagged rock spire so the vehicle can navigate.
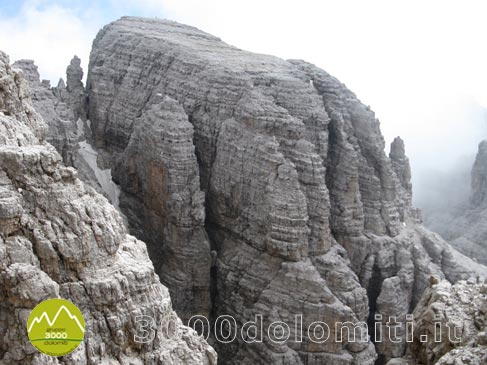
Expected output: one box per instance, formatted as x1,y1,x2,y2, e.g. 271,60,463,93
389,136,413,220
65,55,87,120
390,137,412,190
389,136,412,192
66,55,83,91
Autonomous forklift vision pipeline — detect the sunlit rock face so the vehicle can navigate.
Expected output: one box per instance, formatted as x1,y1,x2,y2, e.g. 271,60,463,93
0,50,216,365
81,17,485,364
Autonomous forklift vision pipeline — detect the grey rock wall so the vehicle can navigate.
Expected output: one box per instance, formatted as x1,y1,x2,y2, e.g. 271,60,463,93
115,96,212,321
0,50,216,364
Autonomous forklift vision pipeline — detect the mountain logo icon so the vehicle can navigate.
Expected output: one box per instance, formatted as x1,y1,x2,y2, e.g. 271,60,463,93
27,298,85,357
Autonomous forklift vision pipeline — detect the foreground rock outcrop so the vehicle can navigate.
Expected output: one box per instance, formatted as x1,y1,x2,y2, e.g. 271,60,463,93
0,51,216,364
390,279,487,365
78,17,486,364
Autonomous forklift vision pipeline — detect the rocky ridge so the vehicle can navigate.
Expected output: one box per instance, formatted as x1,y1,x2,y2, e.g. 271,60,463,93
0,50,216,364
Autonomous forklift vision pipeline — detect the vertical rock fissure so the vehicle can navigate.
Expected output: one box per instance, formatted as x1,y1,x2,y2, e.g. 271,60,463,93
366,262,386,365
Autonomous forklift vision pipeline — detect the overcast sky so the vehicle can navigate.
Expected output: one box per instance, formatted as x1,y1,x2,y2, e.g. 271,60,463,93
1,0,486,207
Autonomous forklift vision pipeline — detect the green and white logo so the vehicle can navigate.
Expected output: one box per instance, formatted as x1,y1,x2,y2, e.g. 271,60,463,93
27,298,85,357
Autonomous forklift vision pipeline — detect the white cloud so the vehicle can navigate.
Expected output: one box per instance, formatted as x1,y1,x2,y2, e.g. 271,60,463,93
0,0,100,83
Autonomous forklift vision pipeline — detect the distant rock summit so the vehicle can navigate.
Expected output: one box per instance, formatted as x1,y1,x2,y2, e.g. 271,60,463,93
429,139,487,265
470,140,487,208
2,16,486,365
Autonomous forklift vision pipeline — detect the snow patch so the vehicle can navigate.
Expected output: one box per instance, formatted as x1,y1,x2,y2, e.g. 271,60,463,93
78,140,121,209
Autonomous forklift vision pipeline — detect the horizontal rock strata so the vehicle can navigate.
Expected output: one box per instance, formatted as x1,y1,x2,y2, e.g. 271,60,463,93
83,17,485,364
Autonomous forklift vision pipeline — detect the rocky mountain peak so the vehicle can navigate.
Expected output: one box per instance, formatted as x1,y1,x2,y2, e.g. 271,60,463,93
3,16,486,365
79,16,484,364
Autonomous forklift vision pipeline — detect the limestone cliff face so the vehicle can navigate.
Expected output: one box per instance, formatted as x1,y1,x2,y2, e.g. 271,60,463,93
0,51,216,364
83,17,484,364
